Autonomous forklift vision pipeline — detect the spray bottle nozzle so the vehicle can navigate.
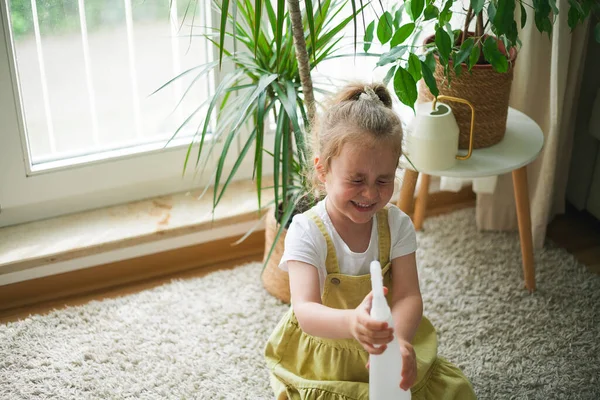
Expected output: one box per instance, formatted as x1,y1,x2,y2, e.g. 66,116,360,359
370,261,384,298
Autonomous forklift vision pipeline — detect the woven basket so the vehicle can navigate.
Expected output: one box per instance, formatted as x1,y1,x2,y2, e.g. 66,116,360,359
418,33,518,149
261,207,291,304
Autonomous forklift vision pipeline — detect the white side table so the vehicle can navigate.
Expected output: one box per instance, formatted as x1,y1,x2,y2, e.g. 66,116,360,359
398,107,544,292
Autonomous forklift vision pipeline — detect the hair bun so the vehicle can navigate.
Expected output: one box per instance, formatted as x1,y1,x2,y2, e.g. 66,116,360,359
359,86,384,105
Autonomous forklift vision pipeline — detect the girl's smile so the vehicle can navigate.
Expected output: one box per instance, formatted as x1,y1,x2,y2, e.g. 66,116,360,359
351,201,376,211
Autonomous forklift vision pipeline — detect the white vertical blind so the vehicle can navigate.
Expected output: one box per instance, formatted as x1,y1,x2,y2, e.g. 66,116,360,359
123,0,143,139
29,0,55,153
77,0,100,146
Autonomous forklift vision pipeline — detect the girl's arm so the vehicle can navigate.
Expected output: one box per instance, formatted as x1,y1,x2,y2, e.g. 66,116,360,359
390,252,423,343
288,260,393,352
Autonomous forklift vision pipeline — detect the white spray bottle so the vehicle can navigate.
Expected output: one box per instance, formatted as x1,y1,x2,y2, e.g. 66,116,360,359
369,260,411,400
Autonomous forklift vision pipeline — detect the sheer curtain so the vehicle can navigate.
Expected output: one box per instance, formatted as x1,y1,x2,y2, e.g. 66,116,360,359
475,0,591,250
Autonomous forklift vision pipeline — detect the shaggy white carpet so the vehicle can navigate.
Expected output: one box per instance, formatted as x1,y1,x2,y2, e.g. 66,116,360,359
1,208,599,399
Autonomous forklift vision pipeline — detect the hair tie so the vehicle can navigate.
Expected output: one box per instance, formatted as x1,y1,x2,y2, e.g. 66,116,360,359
359,86,383,105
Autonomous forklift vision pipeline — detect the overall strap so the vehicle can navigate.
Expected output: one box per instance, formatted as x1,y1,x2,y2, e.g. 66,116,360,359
305,210,341,275
376,206,391,267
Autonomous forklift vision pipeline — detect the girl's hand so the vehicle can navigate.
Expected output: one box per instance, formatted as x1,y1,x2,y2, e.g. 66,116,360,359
398,339,417,390
350,288,394,354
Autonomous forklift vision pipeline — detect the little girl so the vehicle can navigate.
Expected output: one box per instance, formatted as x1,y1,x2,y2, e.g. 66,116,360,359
264,82,476,399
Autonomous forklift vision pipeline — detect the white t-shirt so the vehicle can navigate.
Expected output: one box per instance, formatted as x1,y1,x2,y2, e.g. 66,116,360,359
279,198,417,294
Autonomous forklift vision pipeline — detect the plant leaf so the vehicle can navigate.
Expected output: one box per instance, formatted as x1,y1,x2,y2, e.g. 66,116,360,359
439,0,453,24
494,0,517,44
262,192,301,271
188,70,244,173
377,11,394,44
272,83,303,159
393,66,418,110
253,0,262,55
383,65,396,85
230,74,278,135
393,5,405,28
434,27,452,65
405,0,413,20
350,0,356,53
425,51,437,72
468,43,480,70
420,60,439,97
306,0,316,59
482,36,508,73
520,2,527,29
452,53,463,77
376,45,408,67
407,52,422,82
534,0,553,35
445,22,455,44
470,0,484,14
215,127,258,206
455,37,474,65
364,20,375,52
219,0,230,67
488,1,496,22
253,92,268,208
410,0,425,21
281,115,290,210
567,1,581,31
272,107,286,212
276,0,284,70
423,4,439,20
391,23,415,47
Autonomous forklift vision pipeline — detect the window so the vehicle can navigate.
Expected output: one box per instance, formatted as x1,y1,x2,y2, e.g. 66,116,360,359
0,0,248,227
1,0,465,228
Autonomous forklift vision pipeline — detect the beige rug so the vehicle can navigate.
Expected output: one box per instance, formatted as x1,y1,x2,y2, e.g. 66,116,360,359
1,208,599,399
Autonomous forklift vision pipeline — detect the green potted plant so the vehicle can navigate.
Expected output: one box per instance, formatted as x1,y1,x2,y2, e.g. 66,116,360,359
155,0,365,302
364,0,599,149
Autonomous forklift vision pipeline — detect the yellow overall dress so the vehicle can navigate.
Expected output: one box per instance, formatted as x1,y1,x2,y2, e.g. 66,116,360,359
264,207,476,399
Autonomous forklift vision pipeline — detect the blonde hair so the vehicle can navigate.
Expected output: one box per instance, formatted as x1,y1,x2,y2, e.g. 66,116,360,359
307,82,403,196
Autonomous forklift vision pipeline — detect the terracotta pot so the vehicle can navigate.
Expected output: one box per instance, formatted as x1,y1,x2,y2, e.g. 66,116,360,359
418,32,518,149
261,206,291,303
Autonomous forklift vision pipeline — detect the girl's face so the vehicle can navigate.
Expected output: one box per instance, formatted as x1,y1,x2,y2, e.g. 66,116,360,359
316,137,398,226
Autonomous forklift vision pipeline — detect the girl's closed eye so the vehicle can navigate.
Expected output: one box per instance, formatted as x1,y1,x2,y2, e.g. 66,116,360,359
377,175,395,185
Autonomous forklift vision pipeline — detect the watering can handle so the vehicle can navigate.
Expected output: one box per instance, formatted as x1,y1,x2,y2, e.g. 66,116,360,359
432,95,475,160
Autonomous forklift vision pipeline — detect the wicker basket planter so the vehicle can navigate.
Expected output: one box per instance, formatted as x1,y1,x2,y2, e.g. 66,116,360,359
418,33,518,149
261,206,291,304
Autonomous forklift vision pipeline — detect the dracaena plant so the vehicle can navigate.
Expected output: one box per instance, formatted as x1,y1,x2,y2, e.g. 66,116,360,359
154,0,362,263
363,0,600,110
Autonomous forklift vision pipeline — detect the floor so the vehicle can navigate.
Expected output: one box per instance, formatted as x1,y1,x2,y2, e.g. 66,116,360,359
2,200,599,324
546,202,600,275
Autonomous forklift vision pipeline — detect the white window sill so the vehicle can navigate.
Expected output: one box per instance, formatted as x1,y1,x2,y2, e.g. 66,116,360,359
0,179,272,286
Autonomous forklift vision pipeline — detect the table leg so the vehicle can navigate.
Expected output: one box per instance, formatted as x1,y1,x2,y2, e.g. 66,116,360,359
512,166,536,292
413,174,431,231
397,169,418,214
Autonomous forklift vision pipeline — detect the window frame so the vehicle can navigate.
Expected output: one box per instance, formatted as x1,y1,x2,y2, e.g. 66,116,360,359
0,0,255,228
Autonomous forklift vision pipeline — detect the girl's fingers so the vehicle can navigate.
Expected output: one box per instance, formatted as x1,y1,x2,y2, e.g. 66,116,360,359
399,346,416,390
400,371,415,391
361,287,388,312
358,327,394,346
372,334,394,345
357,311,389,333
362,342,387,355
